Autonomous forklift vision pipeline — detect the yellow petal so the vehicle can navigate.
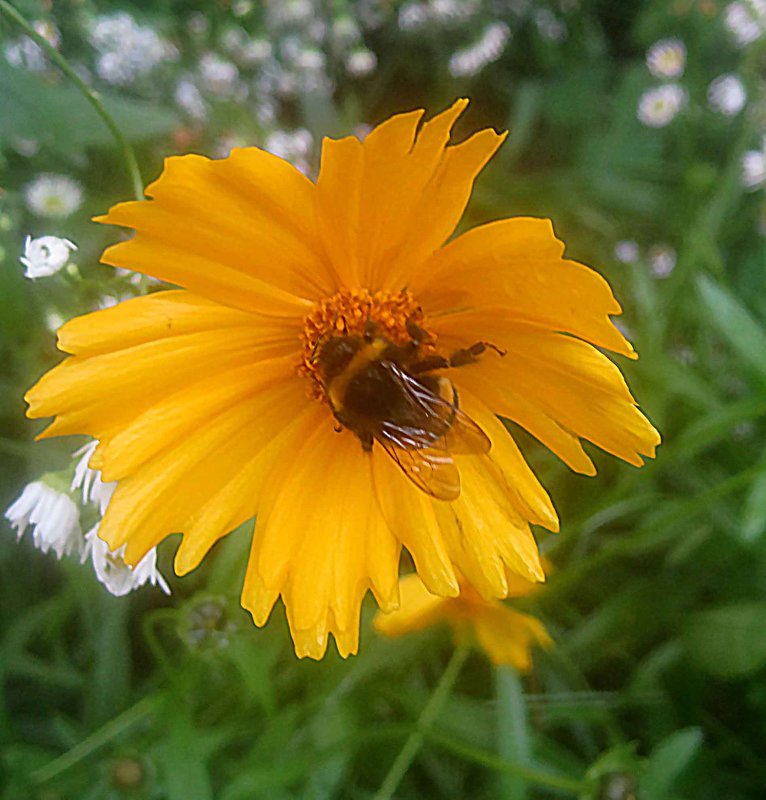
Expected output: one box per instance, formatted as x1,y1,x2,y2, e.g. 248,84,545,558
101,378,307,565
470,605,553,671
458,389,558,532
373,574,449,637
57,290,273,357
451,329,660,468
434,457,546,598
418,217,635,358
452,364,597,475
315,100,504,290
95,148,332,315
241,419,400,656
372,447,459,597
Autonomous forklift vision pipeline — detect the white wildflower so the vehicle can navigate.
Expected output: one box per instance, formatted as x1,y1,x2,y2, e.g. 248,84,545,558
174,78,207,120
237,38,273,66
614,240,639,263
5,481,82,559
707,74,747,116
269,0,316,26
265,128,313,174
12,137,39,157
535,8,567,41
398,2,429,31
448,21,510,78
24,174,83,218
649,244,677,278
90,12,175,86
724,0,766,47
4,20,60,72
637,84,687,128
214,133,250,160
742,137,766,190
45,310,65,332
199,53,244,99
20,235,76,279
346,47,377,77
332,15,361,46
83,527,170,596
72,440,116,516
645,38,686,79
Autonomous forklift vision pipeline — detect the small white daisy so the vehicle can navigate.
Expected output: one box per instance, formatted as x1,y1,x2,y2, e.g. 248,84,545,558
198,53,244,99
637,84,687,128
83,527,170,596
649,244,677,278
724,0,766,47
265,128,313,174
707,74,747,116
89,12,175,86
614,240,640,263
645,38,686,79
71,440,116,516
23,174,83,218
345,47,377,77
5,481,82,559
448,21,510,78
742,137,766,190
174,79,207,120
20,235,77,279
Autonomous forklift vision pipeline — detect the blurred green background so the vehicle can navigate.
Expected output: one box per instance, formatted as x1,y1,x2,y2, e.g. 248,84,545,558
1,0,765,798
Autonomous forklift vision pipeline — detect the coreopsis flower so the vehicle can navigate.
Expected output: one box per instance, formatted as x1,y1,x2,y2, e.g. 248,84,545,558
20,235,77,279
25,100,659,659
374,573,552,671
83,526,170,596
5,480,82,559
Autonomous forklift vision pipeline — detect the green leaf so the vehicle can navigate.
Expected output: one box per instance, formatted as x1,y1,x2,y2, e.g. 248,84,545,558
639,728,703,800
696,275,766,379
0,61,178,160
740,469,766,543
684,603,766,678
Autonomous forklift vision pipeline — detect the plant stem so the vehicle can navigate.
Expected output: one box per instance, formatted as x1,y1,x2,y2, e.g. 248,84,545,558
0,0,144,200
372,643,471,800
424,729,586,795
30,696,156,784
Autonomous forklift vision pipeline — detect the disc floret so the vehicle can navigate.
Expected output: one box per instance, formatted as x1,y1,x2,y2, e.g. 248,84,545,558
299,289,432,401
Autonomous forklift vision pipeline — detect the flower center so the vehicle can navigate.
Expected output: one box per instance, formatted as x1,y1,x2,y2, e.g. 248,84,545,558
299,288,431,402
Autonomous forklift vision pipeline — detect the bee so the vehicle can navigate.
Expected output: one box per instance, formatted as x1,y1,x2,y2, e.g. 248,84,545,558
313,317,502,501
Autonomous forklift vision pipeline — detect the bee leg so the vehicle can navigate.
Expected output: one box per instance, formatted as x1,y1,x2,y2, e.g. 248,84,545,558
359,431,374,452
405,316,432,347
409,354,450,374
363,318,378,343
449,341,506,367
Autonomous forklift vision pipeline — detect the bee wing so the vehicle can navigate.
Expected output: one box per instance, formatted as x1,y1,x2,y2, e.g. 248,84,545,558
385,365,491,456
374,430,461,501
372,365,488,500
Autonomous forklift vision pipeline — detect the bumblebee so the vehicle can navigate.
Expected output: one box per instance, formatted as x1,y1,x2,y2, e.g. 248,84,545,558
313,317,501,501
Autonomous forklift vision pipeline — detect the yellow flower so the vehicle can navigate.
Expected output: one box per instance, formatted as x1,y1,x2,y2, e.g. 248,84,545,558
374,573,552,671
25,99,659,659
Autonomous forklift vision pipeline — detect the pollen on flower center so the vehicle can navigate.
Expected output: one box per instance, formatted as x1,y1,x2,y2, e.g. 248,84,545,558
298,288,432,402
